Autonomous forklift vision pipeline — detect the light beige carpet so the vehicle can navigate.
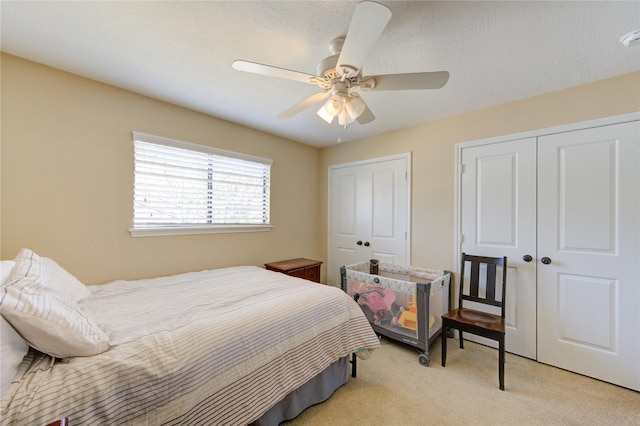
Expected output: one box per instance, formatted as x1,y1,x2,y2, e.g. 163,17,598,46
286,337,639,425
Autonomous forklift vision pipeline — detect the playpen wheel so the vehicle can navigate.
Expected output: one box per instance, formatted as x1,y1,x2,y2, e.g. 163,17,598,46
418,353,431,367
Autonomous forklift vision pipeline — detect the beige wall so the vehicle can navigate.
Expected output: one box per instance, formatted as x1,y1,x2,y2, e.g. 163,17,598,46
319,72,640,273
2,52,638,284
1,54,321,284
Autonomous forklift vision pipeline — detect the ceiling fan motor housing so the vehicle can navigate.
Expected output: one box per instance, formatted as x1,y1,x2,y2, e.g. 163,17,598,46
317,36,361,86
317,54,341,80
317,37,345,79
330,81,349,97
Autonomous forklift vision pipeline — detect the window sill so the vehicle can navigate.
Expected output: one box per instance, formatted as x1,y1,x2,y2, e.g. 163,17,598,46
130,224,273,237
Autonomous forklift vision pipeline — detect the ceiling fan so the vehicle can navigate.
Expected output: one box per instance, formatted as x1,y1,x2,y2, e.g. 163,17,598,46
232,1,449,126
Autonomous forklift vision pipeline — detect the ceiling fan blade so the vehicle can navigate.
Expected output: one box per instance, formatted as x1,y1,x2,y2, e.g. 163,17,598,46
277,92,330,119
232,60,317,84
356,103,375,124
336,1,392,78
371,71,450,91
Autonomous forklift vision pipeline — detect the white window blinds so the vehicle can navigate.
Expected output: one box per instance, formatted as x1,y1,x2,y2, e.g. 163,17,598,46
131,132,272,236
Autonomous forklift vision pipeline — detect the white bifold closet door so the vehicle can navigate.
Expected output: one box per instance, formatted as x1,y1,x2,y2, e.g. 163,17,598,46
459,137,537,360
536,122,639,391
327,154,410,286
459,120,640,391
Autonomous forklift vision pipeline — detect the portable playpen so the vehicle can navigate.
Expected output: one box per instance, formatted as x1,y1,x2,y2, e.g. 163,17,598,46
341,260,451,365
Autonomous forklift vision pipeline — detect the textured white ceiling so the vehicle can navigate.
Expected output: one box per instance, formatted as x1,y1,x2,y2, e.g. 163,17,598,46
2,1,639,148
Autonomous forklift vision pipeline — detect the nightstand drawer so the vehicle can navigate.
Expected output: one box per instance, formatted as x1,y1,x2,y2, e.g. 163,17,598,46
288,267,306,279
304,266,319,282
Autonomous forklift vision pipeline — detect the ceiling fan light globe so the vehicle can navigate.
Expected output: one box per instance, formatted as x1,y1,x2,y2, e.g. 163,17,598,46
317,106,335,124
338,107,355,126
324,95,344,116
346,94,366,119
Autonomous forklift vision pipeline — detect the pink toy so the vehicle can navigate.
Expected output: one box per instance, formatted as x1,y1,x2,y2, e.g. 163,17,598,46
355,286,396,325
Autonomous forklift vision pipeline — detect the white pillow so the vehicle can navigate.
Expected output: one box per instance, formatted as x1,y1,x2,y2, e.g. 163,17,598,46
0,249,110,358
1,316,29,396
1,260,16,284
1,260,30,396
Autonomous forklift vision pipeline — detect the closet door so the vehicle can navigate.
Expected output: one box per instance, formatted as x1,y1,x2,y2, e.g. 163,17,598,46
327,155,410,286
537,122,640,391
459,138,537,359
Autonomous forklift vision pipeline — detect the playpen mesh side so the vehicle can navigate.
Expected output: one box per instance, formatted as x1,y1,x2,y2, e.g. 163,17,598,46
344,263,450,341
344,268,417,295
343,261,370,274
425,273,450,339
345,267,419,337
344,262,448,295
377,262,443,282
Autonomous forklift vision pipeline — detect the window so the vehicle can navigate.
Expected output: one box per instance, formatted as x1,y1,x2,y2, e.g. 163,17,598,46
131,132,272,236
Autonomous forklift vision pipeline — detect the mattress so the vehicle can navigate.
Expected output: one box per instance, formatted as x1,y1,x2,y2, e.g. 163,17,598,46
1,266,379,425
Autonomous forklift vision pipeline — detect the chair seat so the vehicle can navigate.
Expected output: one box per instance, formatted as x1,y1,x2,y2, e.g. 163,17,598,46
442,307,505,333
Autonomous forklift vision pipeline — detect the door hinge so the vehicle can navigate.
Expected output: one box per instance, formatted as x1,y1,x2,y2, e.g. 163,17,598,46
460,164,466,174
459,234,465,244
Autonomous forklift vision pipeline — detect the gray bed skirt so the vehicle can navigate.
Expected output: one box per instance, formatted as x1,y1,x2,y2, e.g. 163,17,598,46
251,356,350,426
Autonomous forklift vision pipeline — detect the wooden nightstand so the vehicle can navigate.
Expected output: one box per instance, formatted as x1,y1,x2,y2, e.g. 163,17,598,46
265,258,323,283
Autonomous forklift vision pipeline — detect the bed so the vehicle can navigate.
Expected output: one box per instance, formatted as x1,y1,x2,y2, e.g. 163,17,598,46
0,249,380,425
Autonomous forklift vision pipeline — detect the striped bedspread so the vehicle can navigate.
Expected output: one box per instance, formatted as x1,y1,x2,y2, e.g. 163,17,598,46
0,266,380,425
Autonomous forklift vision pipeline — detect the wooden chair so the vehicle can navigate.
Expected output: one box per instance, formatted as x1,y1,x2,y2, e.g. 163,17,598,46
441,253,507,390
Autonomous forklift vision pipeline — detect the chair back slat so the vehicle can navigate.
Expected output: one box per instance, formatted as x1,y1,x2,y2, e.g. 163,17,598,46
459,253,507,318
468,261,480,298
485,263,497,301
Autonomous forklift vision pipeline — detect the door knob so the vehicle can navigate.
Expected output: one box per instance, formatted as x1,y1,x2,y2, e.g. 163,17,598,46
541,257,552,265
364,241,370,247
523,254,533,262
356,240,363,246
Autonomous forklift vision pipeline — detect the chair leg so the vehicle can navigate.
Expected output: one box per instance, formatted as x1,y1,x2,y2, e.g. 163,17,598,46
498,336,505,391
351,352,357,378
441,326,448,367
459,330,464,349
